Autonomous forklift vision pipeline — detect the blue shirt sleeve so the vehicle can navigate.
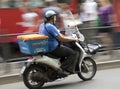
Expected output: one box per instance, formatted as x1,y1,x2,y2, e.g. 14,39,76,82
47,24,60,38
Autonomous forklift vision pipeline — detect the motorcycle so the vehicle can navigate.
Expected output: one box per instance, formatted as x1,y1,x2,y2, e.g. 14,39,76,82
19,10,101,89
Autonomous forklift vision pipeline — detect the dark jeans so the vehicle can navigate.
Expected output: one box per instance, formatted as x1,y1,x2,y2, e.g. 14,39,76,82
50,44,79,72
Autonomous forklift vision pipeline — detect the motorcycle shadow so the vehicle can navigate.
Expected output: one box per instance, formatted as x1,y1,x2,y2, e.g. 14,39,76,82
42,75,94,89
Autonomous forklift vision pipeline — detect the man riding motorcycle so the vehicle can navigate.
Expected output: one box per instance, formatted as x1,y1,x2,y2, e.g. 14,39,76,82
39,10,79,75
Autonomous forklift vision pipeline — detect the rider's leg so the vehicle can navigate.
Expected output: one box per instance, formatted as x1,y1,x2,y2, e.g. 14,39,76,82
50,45,79,73
61,51,79,73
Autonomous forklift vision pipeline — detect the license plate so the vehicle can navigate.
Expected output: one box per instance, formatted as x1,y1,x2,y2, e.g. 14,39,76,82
20,66,26,75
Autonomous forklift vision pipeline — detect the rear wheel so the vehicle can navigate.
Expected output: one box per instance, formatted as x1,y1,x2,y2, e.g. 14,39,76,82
77,57,97,81
23,65,45,89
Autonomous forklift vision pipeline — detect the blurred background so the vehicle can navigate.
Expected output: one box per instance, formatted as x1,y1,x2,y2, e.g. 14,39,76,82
0,0,120,76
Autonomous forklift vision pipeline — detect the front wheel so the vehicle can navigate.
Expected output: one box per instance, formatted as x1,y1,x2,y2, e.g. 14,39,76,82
23,65,45,89
77,57,97,81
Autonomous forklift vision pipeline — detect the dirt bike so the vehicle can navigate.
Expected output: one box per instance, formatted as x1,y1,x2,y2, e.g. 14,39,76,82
19,10,101,89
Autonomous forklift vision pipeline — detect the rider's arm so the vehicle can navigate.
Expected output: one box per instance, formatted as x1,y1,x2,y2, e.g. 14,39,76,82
47,24,79,42
56,33,78,42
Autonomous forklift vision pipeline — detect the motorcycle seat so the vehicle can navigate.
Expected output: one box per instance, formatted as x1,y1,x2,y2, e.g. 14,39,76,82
45,53,60,59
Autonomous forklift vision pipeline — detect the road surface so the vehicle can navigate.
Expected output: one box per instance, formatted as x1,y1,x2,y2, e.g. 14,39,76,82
1,68,120,89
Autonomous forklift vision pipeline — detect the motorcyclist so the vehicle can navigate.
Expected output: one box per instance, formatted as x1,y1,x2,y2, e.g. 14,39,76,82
39,10,79,75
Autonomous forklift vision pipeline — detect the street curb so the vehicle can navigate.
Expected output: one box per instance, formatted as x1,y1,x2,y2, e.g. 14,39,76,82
0,74,21,85
0,60,120,85
97,60,120,70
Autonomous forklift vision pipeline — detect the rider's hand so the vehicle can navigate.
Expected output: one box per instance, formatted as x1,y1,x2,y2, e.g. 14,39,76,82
74,38,79,42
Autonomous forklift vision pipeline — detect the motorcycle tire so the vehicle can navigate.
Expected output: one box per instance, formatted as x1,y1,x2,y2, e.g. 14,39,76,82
77,57,97,81
23,65,45,89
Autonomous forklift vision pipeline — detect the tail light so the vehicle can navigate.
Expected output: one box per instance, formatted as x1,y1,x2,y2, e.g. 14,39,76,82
29,56,33,60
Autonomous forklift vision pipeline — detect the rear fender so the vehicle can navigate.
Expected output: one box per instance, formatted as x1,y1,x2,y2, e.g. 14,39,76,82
34,55,61,69
20,60,35,76
20,55,61,76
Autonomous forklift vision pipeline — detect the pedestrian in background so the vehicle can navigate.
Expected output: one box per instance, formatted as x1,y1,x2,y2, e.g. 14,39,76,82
79,0,98,43
97,0,114,55
17,2,39,33
7,0,16,8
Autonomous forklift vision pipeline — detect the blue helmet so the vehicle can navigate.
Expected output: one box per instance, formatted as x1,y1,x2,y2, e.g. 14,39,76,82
45,10,56,18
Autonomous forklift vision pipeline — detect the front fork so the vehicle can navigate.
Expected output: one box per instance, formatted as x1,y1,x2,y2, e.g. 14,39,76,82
75,42,91,72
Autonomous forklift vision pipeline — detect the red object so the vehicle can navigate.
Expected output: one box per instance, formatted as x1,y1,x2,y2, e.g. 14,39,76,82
112,0,120,32
69,0,79,14
0,8,42,43
0,8,23,43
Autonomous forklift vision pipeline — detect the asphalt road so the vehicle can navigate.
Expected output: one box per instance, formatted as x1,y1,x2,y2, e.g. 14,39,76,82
1,68,120,89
